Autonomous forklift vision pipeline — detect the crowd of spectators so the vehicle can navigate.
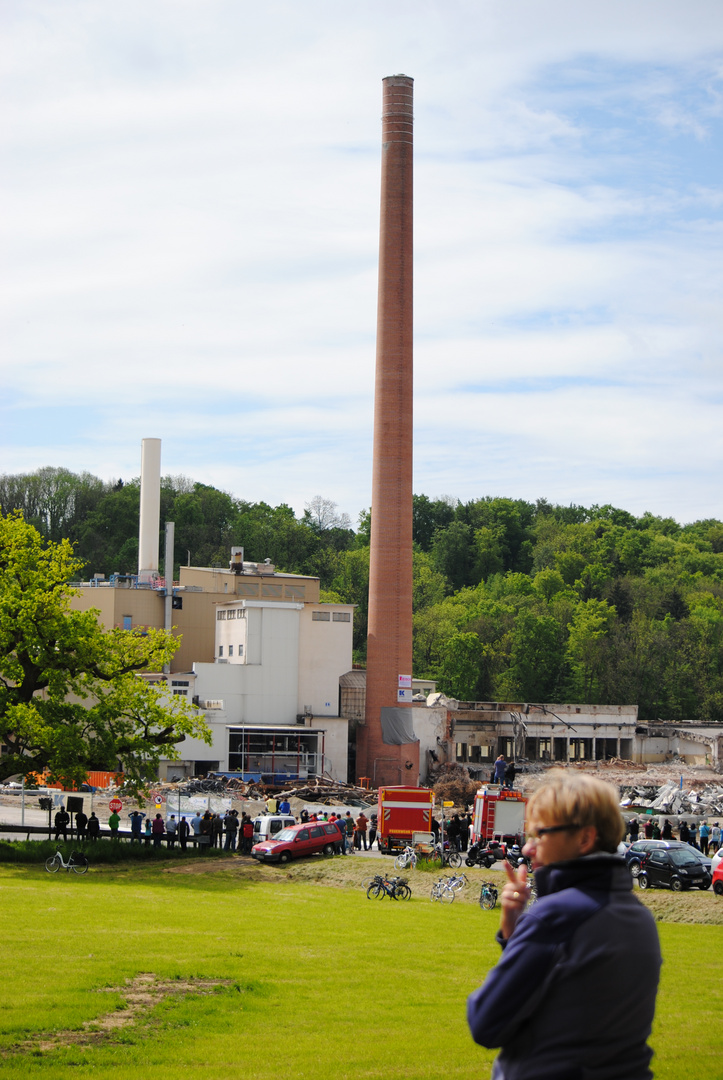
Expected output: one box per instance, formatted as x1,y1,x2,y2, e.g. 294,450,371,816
626,815,720,853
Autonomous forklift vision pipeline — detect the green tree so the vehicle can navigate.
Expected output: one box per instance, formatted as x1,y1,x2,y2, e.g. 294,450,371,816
495,610,565,703
0,513,210,790
435,631,489,701
565,599,616,703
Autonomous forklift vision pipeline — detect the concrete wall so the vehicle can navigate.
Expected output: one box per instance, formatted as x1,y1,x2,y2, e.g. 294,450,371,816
298,604,355,716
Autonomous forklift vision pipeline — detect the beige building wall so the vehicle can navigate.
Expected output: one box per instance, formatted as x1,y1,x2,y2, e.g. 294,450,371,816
70,567,323,673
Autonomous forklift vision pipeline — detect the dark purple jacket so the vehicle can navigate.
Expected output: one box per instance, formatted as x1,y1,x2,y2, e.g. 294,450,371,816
467,855,661,1080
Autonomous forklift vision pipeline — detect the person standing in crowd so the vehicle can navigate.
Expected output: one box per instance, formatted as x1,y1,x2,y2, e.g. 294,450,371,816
129,811,144,843
355,811,369,851
711,822,721,853
212,813,224,849
699,821,710,855
166,814,178,848
504,760,516,789
467,772,661,1080
241,814,254,855
54,806,70,842
151,813,165,846
447,814,461,852
345,812,355,853
662,819,673,840
191,811,203,839
679,820,690,844
628,817,639,842
644,817,654,839
651,820,661,840
300,807,310,823
178,815,190,851
144,816,152,845
75,808,88,842
108,808,120,837
431,816,440,843
460,811,471,852
224,810,239,851
689,820,698,848
87,812,101,841
199,811,213,851
493,755,506,785
368,813,378,850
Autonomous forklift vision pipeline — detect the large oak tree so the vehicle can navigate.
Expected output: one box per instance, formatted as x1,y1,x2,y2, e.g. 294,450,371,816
0,512,210,789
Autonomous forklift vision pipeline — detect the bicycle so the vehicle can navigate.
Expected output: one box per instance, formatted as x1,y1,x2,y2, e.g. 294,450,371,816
366,874,411,900
430,843,463,869
44,849,89,875
430,873,467,903
479,881,499,909
394,846,418,870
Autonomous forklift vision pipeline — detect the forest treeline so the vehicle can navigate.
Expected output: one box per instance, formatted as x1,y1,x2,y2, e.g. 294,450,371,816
3,466,723,725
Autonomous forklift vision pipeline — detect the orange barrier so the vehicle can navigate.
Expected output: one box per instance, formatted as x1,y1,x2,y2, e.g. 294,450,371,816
27,769,124,791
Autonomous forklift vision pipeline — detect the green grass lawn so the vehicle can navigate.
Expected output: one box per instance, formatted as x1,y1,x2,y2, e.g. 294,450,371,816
0,859,721,1079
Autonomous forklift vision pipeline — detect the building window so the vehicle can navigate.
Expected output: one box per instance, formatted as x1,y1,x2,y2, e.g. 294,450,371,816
217,610,226,620
332,612,350,622
218,646,223,657
123,615,132,631
228,645,234,656
172,689,188,696
312,611,330,621
239,645,244,656
227,609,236,620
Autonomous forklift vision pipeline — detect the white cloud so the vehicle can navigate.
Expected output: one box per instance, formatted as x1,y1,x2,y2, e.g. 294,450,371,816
2,0,723,526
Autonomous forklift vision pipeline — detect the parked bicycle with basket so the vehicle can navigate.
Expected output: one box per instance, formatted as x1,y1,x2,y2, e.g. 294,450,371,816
366,874,411,900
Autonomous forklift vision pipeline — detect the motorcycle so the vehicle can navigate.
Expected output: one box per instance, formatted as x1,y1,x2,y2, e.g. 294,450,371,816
505,844,533,873
466,839,506,869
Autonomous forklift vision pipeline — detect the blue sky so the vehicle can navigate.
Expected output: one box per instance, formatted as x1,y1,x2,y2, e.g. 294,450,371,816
1,1,722,525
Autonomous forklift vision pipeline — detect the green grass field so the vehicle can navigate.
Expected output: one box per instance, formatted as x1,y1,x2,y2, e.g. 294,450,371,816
0,857,721,1079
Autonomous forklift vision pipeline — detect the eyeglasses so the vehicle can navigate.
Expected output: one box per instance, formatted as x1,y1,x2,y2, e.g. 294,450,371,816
527,823,582,840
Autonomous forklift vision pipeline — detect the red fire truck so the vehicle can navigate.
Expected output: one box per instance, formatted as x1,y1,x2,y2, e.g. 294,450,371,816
470,785,527,847
376,786,435,854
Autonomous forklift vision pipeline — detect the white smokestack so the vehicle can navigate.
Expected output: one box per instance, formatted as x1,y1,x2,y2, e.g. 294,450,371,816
138,438,161,582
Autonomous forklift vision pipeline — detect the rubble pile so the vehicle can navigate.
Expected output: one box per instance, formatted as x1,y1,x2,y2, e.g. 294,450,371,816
621,780,723,819
275,777,377,807
159,774,378,808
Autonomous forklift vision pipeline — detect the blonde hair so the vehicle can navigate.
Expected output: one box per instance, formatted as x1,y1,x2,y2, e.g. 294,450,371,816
527,771,624,854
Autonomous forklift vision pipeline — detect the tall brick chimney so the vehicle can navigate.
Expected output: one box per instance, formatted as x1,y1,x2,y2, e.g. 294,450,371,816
357,75,419,787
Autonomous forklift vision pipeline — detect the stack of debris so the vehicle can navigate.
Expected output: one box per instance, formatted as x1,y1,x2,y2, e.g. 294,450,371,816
621,780,723,819
275,777,377,807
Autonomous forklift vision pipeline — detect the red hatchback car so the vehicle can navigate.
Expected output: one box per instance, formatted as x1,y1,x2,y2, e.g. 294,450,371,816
252,820,343,864
713,864,723,896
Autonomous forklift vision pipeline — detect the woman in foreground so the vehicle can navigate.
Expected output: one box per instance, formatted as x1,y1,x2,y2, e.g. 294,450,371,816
467,772,661,1080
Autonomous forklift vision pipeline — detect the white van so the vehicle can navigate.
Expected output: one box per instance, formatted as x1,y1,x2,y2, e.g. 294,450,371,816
252,815,296,845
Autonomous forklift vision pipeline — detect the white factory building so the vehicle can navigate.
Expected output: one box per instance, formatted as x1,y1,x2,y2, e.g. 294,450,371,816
160,597,355,784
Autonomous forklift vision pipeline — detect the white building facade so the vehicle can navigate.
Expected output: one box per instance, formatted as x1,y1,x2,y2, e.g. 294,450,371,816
162,598,354,783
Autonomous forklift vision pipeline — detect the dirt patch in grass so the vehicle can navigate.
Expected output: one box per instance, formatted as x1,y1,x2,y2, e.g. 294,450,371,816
3,973,232,1056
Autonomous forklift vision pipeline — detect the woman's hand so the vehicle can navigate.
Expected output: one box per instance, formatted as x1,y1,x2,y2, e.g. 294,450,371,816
500,859,531,940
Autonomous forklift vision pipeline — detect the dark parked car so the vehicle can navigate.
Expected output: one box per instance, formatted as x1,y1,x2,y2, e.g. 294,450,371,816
625,839,711,878
637,846,712,892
